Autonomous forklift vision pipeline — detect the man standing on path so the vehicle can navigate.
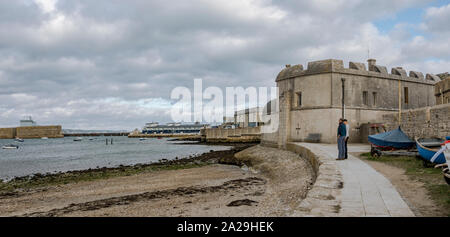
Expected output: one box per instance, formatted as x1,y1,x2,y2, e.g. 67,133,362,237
337,119,346,160
343,119,349,159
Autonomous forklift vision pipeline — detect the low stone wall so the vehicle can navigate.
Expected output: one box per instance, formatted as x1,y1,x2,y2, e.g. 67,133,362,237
285,142,343,216
16,126,64,139
382,103,450,139
204,127,260,142
0,128,16,139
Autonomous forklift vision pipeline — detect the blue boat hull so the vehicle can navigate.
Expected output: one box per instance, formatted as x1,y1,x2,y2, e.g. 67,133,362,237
416,139,445,164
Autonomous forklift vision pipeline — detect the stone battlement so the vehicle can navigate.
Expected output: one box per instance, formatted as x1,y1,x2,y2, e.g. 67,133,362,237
276,59,441,85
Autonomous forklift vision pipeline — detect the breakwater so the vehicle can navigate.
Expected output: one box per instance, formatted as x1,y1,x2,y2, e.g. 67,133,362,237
65,132,129,137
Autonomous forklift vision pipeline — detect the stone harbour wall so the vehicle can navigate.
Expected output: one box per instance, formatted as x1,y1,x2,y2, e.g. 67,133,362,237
0,125,64,139
0,128,17,139
382,103,450,139
16,125,64,139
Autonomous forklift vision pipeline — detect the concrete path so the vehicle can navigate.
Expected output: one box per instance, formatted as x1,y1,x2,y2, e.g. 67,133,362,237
295,143,415,217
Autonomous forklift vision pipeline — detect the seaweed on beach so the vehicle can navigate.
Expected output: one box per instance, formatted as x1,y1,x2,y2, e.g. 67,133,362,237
0,144,254,196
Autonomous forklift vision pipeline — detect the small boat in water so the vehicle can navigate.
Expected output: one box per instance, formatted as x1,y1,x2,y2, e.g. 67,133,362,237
416,137,446,164
368,126,415,149
73,137,83,141
2,144,19,149
139,138,147,141
14,138,24,142
41,137,48,140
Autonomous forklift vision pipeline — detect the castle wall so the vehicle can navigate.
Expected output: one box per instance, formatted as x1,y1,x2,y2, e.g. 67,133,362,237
435,77,450,105
382,103,450,139
264,58,438,145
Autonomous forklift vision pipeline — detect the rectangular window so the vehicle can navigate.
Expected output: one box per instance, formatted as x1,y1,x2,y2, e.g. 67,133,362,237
404,87,409,104
372,92,377,107
363,91,368,106
296,92,302,107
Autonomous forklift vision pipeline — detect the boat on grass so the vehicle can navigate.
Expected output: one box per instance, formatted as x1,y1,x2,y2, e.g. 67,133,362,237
368,126,415,150
415,137,446,164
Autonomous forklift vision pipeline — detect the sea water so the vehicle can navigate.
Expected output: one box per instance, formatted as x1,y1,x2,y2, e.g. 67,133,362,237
0,137,230,180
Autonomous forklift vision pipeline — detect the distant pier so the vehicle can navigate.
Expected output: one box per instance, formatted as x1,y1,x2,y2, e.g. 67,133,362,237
64,132,129,137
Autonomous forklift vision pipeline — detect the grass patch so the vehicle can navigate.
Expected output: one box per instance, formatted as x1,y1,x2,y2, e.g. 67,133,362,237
0,162,207,195
360,152,450,216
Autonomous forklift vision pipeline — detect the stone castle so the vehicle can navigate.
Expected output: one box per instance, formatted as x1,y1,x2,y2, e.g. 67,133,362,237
262,58,444,147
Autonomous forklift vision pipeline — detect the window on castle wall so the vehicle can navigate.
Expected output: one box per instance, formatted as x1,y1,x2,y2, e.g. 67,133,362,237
363,91,368,106
372,92,377,107
296,92,302,107
404,87,409,104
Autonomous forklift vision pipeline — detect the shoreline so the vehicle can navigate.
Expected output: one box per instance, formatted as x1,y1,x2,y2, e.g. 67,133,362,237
0,143,255,197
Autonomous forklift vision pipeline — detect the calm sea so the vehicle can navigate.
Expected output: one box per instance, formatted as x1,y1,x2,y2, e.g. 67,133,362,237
0,136,230,180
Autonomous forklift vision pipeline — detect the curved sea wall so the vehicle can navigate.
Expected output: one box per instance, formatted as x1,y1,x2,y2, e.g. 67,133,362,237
285,142,343,216
235,143,343,216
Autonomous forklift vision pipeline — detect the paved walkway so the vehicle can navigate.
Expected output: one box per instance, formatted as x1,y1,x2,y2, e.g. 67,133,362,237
294,143,414,217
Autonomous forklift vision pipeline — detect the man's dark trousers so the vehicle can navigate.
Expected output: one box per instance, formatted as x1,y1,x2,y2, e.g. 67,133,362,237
344,137,349,159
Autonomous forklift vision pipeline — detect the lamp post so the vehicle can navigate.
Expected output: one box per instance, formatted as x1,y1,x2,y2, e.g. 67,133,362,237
341,78,346,119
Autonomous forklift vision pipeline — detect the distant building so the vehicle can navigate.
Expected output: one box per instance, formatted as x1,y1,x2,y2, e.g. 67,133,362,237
221,116,236,129
141,122,209,134
435,75,450,105
234,107,264,128
20,116,37,127
262,58,438,146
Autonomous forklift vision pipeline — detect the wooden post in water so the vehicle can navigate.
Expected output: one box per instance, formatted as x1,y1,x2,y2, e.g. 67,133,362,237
106,138,108,145
111,138,113,145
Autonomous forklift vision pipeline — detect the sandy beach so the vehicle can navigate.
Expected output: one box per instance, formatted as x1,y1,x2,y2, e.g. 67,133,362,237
0,145,315,217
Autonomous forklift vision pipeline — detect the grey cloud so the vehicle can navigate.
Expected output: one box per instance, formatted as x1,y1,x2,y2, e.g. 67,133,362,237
0,0,448,129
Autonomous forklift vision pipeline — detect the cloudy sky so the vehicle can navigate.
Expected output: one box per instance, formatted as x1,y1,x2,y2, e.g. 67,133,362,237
0,0,449,130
